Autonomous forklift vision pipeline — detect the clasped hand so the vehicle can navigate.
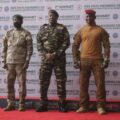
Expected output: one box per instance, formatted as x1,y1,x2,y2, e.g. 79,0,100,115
45,52,56,61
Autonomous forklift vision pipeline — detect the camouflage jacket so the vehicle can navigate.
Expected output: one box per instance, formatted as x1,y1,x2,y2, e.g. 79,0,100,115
37,23,70,57
1,28,33,64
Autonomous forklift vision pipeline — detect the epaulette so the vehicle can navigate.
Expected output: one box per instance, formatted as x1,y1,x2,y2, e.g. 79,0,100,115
22,28,31,35
6,29,14,35
57,23,65,29
40,24,48,30
8,29,14,33
43,24,48,27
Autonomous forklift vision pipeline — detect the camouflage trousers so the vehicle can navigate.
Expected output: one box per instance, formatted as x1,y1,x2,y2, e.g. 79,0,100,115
39,56,67,105
79,59,106,108
6,64,26,106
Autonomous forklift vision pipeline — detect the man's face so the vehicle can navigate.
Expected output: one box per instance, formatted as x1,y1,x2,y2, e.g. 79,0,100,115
13,17,22,28
48,12,58,25
85,14,96,25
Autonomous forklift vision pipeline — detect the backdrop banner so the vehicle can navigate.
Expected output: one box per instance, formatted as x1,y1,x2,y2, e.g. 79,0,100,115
0,0,120,101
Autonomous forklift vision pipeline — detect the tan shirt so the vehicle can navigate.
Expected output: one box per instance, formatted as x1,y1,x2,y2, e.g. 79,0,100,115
2,28,33,63
74,24,110,59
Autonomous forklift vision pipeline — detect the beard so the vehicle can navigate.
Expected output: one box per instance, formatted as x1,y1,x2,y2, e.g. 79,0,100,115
13,22,21,28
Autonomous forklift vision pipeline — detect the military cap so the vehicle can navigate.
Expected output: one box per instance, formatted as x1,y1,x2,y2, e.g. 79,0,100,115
85,9,96,15
49,9,59,18
12,14,23,20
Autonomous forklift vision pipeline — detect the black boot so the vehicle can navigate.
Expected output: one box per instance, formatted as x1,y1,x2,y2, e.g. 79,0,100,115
58,101,68,112
36,104,48,112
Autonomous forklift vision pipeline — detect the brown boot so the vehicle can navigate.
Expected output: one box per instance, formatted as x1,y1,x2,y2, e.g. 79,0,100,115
4,104,15,111
76,107,88,113
18,104,25,111
97,107,106,115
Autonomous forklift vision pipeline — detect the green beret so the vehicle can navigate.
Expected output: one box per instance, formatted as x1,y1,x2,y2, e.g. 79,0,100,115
49,9,59,18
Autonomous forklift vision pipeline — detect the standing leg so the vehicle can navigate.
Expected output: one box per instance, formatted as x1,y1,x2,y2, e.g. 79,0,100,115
77,59,91,112
16,64,26,111
92,59,106,114
4,64,16,111
36,63,52,112
54,57,67,112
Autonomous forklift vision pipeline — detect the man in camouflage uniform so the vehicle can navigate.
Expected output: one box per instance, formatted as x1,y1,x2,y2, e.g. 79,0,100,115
36,9,70,112
72,9,110,115
1,14,33,111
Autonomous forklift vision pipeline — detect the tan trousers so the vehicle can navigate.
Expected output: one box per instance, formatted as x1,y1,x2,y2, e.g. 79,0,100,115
6,64,26,105
80,59,106,108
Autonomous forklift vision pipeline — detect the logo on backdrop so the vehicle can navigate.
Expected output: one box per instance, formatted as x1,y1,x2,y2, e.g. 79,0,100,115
112,71,118,77
113,13,119,20
113,33,118,39
112,90,118,96
4,25,9,31
112,52,118,58
4,6,9,12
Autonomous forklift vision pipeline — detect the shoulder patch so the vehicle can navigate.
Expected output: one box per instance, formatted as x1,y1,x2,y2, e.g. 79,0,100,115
57,24,64,29
40,24,48,29
7,29,14,33
6,29,14,36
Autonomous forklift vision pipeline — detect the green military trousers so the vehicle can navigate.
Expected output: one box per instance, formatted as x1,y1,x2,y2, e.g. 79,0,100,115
39,56,67,105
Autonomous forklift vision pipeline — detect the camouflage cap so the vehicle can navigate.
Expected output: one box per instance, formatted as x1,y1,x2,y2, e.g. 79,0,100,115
49,9,59,18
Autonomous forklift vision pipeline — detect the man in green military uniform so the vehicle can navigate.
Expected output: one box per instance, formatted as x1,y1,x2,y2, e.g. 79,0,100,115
1,14,33,111
36,9,70,112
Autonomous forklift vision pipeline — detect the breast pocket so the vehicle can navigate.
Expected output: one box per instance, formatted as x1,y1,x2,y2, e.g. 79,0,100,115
7,36,13,46
18,35,26,46
56,30,64,41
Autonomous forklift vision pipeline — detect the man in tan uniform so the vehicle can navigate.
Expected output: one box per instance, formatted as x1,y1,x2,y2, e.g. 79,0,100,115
72,9,110,114
1,14,33,111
